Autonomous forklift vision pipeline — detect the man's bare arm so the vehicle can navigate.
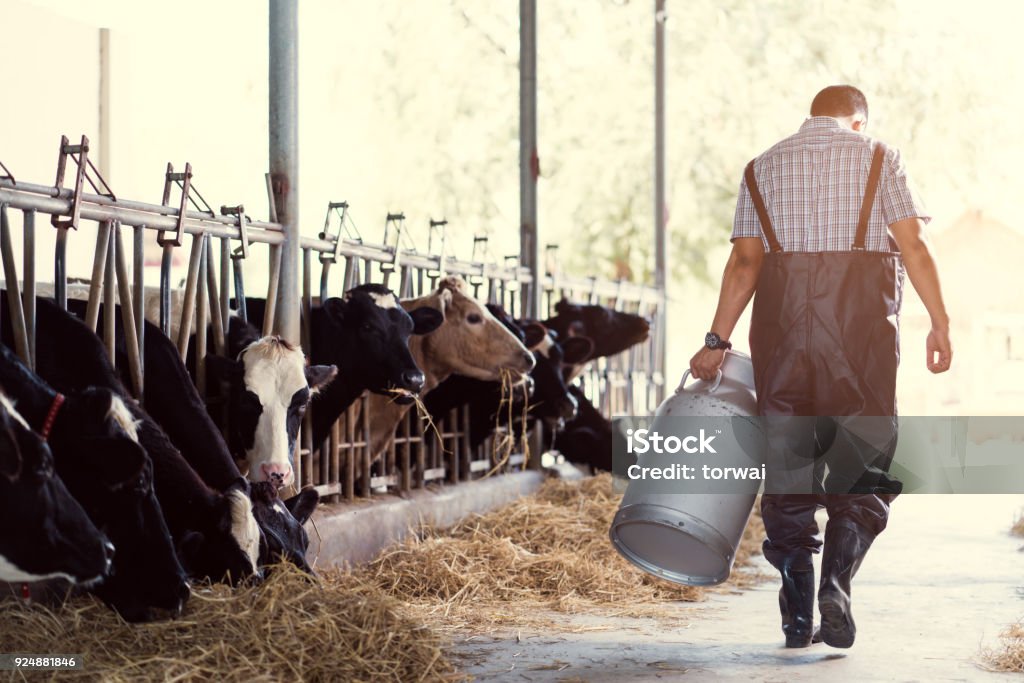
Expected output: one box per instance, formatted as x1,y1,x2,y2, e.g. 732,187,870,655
889,217,952,373
689,237,764,380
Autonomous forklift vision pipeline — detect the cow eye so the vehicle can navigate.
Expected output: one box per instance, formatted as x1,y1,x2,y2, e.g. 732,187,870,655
467,313,483,324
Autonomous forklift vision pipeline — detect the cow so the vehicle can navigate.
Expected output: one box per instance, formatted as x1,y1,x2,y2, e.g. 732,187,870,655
363,276,536,461
199,320,336,488
541,299,650,379
0,341,189,622
425,306,595,449
249,481,319,573
552,385,616,472
0,391,113,587
10,298,262,587
71,305,324,572
241,283,444,448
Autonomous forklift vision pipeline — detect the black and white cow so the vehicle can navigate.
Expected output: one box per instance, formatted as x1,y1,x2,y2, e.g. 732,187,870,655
17,299,262,586
0,391,113,587
200,320,336,487
64,301,324,573
242,284,443,447
552,385,626,473
0,340,189,622
249,481,319,573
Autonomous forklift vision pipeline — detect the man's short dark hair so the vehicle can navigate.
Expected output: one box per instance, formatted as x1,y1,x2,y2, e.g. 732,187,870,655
810,85,869,122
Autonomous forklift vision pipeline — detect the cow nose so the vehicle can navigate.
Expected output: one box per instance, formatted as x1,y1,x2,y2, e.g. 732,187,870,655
260,462,293,489
402,371,425,393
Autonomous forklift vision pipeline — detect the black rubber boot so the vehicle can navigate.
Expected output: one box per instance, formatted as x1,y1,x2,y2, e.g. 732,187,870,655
818,521,874,649
778,556,816,648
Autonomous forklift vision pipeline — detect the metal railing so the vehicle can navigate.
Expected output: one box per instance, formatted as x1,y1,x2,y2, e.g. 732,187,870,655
0,136,664,503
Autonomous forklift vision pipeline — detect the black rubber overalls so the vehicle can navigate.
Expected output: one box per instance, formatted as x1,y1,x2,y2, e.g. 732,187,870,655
744,143,903,569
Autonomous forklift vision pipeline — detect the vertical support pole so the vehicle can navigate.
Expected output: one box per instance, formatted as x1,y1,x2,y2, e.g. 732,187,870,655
269,0,300,345
54,227,68,311
85,221,113,333
98,28,112,180
22,210,36,371
133,225,145,397
0,205,30,366
115,225,143,398
654,0,668,401
519,0,541,322
103,223,116,364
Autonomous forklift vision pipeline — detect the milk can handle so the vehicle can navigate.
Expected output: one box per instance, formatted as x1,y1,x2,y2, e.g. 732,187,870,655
678,368,723,393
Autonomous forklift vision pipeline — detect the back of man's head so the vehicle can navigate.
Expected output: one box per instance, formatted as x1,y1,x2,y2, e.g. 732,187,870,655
810,85,869,122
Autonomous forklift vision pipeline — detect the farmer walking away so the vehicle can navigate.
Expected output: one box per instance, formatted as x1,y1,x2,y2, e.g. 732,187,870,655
689,85,953,649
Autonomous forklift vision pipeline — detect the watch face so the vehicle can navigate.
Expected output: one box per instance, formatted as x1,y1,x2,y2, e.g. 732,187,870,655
705,332,720,348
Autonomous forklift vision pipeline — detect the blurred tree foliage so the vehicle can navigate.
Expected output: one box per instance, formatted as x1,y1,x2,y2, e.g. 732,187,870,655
353,0,1019,284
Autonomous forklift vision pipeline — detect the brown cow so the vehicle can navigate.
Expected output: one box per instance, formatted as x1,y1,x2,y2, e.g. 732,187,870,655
363,276,535,460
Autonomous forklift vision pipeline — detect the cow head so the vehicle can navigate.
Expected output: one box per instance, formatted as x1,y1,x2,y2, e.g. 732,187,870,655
0,392,113,587
176,479,262,586
320,284,442,404
409,276,535,384
524,328,595,426
51,388,190,622
250,481,319,573
543,299,649,361
210,326,337,488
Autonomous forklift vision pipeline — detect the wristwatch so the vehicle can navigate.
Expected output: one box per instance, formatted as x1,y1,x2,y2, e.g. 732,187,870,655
704,331,732,351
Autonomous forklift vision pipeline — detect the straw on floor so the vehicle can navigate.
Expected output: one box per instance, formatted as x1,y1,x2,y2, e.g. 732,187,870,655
0,564,459,683
982,622,1024,672
362,474,767,630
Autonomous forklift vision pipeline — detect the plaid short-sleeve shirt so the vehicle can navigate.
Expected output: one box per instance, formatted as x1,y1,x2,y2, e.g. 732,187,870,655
732,117,930,252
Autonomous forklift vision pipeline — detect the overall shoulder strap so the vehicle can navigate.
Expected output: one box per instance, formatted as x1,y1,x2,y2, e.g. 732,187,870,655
744,159,783,253
852,142,887,250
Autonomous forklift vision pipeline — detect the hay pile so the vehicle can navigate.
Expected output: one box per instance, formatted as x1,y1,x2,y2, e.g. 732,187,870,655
0,564,458,683
362,474,766,630
982,622,1024,672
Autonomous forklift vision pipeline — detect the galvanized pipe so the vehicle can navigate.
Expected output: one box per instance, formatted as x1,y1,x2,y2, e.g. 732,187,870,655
133,225,145,396
205,237,225,356
654,0,668,396
84,220,113,332
0,205,30,366
114,225,144,397
103,223,116,363
176,234,205,360
23,210,36,371
263,244,281,337
54,227,68,311
269,0,300,345
0,179,283,235
519,0,541,320
196,238,208,398
219,237,230,331
233,256,248,325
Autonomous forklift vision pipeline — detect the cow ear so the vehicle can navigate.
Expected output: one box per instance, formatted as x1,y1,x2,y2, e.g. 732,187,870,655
227,321,261,358
321,297,347,324
205,355,244,384
408,307,444,335
561,336,595,365
91,439,147,490
521,323,548,351
285,487,319,524
554,299,574,315
305,364,337,393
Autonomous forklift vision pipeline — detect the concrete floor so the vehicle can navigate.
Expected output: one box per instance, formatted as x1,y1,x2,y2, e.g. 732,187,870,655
456,495,1024,682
